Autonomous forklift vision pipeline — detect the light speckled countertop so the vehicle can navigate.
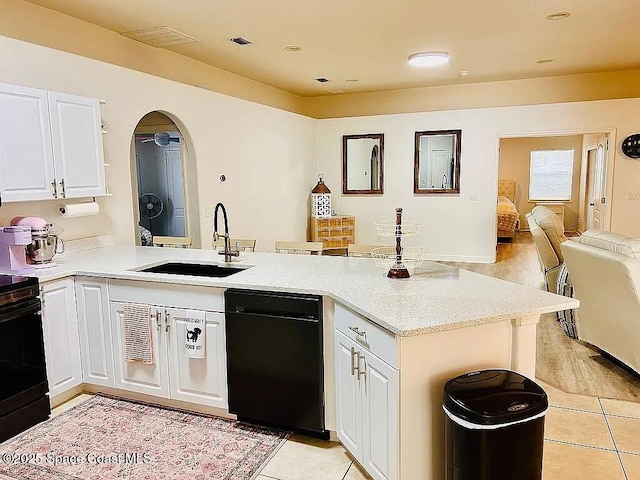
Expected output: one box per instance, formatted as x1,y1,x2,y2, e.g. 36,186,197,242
29,246,578,337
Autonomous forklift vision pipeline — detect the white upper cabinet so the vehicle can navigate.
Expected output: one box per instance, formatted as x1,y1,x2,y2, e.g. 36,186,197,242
0,84,56,201
48,92,105,198
0,82,106,203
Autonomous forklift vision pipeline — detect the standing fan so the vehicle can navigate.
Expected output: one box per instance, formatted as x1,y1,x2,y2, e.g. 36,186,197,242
139,193,164,234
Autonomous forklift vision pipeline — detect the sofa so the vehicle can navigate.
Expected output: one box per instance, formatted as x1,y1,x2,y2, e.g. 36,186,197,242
526,206,567,291
561,230,640,374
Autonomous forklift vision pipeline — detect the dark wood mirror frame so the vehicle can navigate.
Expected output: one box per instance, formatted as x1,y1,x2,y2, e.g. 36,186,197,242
414,129,461,194
342,133,384,194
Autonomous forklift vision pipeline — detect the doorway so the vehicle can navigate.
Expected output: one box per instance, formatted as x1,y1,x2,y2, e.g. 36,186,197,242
131,111,200,247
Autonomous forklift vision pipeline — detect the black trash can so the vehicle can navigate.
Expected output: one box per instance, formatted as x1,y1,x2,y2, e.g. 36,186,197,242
443,369,548,480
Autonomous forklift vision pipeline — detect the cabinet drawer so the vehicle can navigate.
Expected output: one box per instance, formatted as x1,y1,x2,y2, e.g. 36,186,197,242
335,302,397,368
109,280,224,312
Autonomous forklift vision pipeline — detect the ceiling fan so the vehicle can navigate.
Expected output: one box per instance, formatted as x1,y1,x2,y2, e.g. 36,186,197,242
139,132,180,147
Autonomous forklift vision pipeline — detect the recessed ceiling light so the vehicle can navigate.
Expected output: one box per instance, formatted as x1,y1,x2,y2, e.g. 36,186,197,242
459,70,469,77
285,45,302,52
314,77,330,83
546,12,571,20
408,51,450,67
345,79,359,82
536,59,554,64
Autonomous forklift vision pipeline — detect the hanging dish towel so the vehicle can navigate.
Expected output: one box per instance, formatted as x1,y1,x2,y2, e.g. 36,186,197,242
123,303,154,364
184,310,206,359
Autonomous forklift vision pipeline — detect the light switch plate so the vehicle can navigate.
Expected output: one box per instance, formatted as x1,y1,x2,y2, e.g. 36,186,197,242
205,205,214,217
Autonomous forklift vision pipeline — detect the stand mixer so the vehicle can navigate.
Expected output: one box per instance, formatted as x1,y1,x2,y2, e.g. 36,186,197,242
10,217,65,267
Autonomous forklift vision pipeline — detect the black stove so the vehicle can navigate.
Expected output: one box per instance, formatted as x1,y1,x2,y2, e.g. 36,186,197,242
0,274,50,443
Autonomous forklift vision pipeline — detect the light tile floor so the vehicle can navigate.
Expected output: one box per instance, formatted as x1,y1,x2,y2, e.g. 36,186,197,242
38,390,640,479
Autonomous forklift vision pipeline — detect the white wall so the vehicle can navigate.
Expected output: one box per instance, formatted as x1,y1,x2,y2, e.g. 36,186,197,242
0,35,317,250
318,99,640,262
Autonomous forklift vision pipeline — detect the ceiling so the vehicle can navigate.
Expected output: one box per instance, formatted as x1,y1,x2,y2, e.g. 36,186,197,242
25,0,640,97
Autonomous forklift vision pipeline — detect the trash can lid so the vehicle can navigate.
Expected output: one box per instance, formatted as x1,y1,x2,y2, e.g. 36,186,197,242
443,369,548,426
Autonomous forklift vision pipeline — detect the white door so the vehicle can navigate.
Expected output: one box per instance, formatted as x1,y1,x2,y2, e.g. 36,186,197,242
429,150,451,189
75,278,114,387
591,135,609,230
0,83,56,201
41,279,83,399
165,149,186,237
111,302,169,398
334,330,363,462
48,92,105,198
584,148,597,230
362,351,399,480
166,308,228,408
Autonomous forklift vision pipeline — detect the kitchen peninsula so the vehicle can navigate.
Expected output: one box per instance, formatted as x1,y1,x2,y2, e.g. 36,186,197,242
31,246,578,480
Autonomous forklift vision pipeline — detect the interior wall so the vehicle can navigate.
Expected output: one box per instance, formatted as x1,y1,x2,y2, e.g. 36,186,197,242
0,35,317,250
318,99,640,263
498,136,583,231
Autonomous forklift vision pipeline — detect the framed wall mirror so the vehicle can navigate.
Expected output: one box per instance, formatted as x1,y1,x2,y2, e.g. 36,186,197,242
414,129,461,194
342,133,384,194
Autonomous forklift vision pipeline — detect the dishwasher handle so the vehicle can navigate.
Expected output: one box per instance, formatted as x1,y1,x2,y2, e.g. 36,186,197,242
226,309,320,323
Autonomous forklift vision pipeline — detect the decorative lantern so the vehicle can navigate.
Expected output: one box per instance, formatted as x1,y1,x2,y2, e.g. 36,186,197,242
311,174,332,218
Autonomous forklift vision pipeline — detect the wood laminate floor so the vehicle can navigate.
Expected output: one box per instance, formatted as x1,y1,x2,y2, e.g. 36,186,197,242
442,232,640,402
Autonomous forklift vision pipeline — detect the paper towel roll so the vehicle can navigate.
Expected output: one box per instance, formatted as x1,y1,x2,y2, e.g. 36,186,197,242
59,202,100,217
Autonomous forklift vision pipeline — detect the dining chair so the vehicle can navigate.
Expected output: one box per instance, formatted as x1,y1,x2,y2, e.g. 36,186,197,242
347,244,383,258
275,241,323,255
153,236,193,248
212,238,256,252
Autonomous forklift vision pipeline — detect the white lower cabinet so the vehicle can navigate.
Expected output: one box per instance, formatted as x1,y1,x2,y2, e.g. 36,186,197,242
75,277,114,387
334,307,399,480
110,285,227,409
41,278,83,398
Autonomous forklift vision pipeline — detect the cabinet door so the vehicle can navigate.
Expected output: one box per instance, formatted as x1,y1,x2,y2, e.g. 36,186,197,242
75,277,114,387
166,308,228,409
48,92,105,198
334,330,363,462
362,351,399,480
41,278,83,398
0,83,56,201
111,302,169,398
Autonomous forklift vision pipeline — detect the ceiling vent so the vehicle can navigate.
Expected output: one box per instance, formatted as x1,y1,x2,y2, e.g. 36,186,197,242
121,26,198,47
230,37,252,46
314,77,330,83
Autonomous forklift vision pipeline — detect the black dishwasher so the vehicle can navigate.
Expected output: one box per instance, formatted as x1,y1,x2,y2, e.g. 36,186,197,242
225,289,327,438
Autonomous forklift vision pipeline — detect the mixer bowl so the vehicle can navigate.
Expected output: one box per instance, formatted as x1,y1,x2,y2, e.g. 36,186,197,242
26,234,64,264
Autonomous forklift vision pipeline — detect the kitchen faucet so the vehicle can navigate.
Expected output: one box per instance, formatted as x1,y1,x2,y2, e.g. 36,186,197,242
213,203,239,262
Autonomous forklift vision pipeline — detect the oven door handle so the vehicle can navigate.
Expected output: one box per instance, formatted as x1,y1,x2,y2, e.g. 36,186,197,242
0,299,41,325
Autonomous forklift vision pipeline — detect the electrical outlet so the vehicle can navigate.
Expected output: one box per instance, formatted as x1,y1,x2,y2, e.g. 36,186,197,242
205,205,214,217
469,193,478,201
628,192,640,201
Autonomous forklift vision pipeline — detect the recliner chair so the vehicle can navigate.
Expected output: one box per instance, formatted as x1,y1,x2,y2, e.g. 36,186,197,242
561,230,640,374
526,206,567,291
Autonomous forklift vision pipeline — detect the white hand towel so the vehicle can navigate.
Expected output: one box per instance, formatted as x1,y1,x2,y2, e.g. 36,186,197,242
123,303,154,364
184,310,206,359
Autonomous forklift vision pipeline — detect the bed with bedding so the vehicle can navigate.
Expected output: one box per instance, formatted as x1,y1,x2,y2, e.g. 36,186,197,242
497,179,520,239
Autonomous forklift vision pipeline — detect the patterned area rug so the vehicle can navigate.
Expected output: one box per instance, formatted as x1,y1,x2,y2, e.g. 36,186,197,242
0,395,288,480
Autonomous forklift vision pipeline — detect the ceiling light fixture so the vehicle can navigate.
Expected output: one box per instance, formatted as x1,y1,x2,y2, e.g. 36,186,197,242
285,45,302,52
546,12,571,20
230,37,252,46
408,51,450,67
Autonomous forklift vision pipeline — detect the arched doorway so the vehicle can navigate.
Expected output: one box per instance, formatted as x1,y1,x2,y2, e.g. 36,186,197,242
131,111,201,247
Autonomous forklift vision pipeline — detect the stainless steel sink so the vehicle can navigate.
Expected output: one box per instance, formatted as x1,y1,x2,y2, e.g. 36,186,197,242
137,262,250,278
